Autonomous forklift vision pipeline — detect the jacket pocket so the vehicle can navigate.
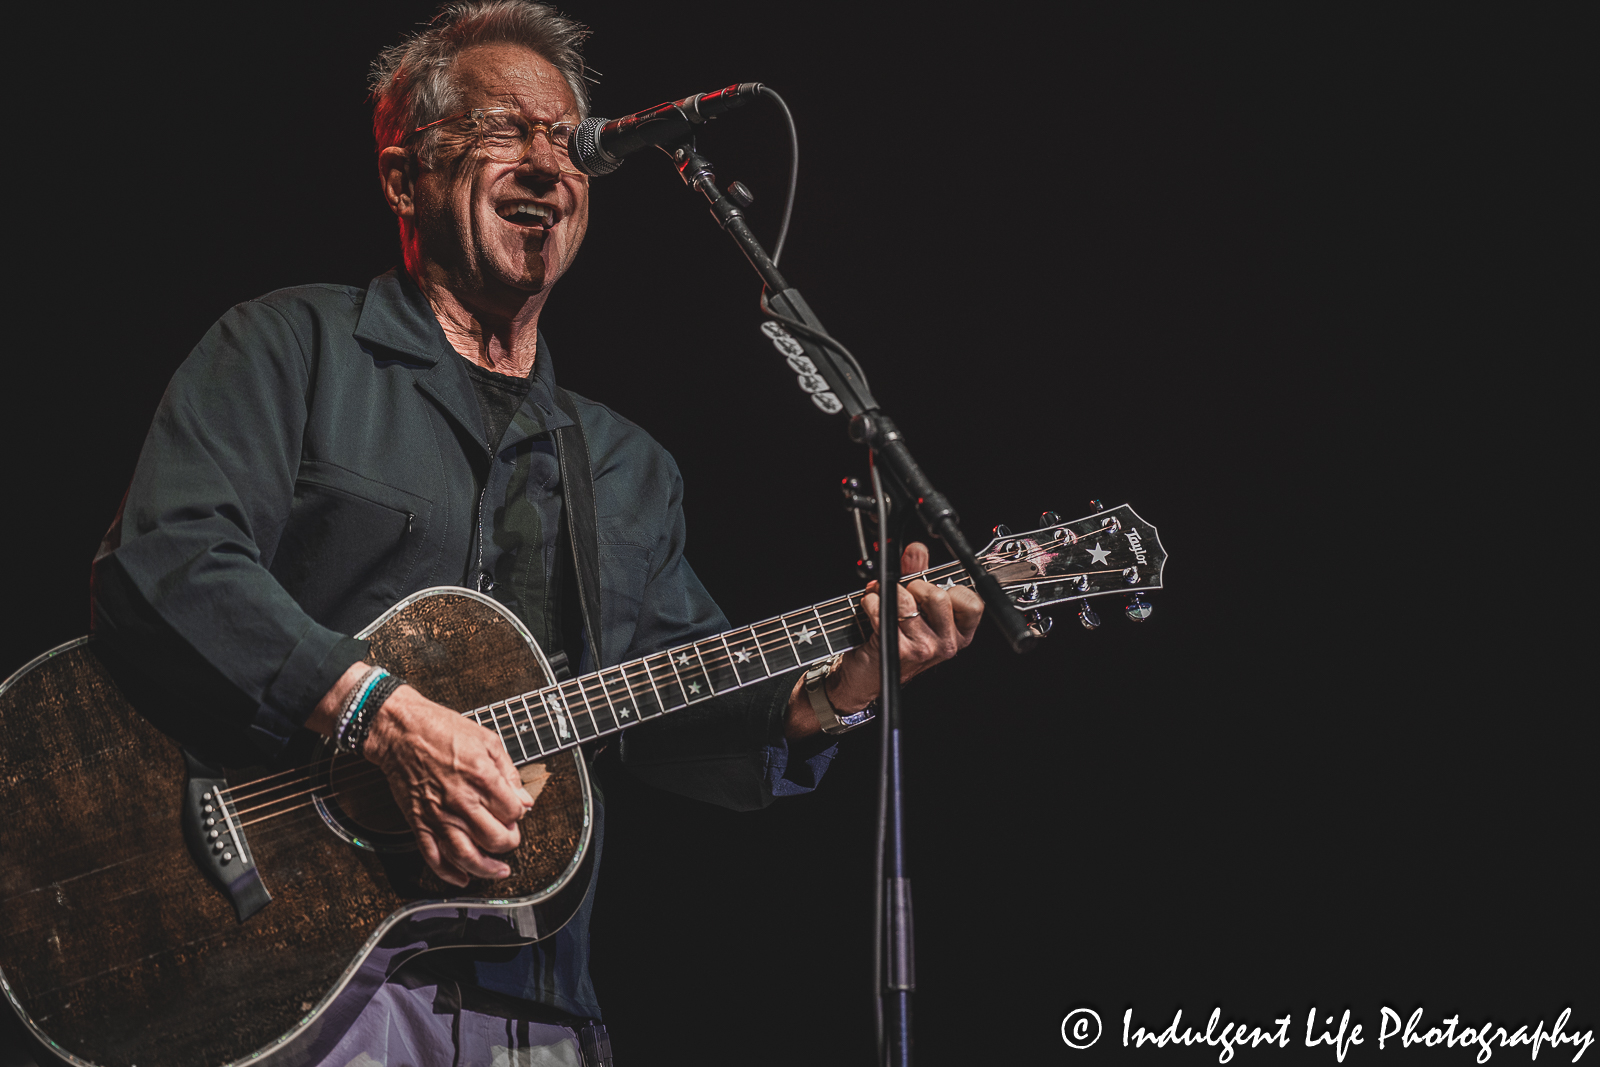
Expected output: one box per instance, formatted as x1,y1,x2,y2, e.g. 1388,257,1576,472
271,460,436,633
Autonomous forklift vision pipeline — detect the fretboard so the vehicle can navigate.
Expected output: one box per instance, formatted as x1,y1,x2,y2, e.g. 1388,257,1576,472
462,571,968,764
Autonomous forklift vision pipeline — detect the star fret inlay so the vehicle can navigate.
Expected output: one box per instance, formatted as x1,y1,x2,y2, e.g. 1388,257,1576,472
796,627,818,645
733,648,753,664
687,681,702,695
675,652,692,667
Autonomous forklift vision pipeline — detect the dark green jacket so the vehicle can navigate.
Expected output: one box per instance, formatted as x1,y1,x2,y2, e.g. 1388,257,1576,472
89,270,832,1017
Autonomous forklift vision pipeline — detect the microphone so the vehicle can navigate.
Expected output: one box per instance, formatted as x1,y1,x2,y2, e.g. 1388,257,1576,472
570,83,763,176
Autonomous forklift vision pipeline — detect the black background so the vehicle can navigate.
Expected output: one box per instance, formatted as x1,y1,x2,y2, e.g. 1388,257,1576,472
2,4,1589,1065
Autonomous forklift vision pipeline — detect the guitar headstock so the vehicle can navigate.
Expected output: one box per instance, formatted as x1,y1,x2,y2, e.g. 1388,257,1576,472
975,503,1167,630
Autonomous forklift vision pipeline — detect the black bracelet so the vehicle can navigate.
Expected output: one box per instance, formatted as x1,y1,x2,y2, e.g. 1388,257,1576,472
347,673,406,756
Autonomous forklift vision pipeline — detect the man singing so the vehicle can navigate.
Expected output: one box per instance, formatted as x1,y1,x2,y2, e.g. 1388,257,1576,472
89,2,981,1063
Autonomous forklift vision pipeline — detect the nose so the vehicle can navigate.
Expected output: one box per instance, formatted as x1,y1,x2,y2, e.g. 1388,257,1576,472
517,127,570,181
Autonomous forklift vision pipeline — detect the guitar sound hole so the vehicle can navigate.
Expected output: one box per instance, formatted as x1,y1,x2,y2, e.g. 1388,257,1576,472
323,755,553,841
328,755,410,835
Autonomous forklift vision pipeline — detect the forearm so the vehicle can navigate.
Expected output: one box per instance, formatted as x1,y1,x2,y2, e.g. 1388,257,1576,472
91,297,377,754
91,547,367,755
781,662,876,740
306,659,373,737
306,662,443,768
780,541,986,739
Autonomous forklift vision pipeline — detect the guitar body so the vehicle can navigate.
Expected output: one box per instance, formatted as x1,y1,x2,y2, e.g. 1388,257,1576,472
0,502,1170,1066
0,588,593,1067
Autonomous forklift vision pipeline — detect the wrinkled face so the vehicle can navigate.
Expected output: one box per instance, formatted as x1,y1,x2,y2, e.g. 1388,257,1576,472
409,43,589,309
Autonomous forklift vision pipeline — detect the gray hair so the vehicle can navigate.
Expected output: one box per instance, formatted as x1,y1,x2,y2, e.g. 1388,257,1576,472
370,1,591,168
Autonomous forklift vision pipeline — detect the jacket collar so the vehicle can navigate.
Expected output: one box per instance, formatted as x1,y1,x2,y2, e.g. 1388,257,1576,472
353,269,452,365
504,334,576,441
354,269,573,455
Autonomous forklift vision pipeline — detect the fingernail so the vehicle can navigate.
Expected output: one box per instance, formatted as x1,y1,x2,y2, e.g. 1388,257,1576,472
518,788,535,806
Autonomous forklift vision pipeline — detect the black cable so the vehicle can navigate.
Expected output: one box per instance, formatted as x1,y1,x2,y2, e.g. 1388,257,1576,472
757,291,875,399
759,87,799,267
759,87,885,1057
871,461,890,1063
745,88,874,405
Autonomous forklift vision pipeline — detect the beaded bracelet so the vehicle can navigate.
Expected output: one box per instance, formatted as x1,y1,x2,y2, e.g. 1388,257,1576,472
335,667,388,753
334,666,382,738
346,673,405,756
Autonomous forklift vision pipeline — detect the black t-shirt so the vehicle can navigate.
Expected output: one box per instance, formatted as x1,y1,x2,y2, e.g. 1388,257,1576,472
463,360,580,662
464,360,531,454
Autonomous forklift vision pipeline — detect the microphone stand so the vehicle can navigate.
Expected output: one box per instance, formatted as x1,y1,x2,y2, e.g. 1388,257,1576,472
660,138,1038,1067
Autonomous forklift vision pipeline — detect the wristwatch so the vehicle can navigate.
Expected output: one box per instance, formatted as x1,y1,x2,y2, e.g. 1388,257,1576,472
801,654,877,735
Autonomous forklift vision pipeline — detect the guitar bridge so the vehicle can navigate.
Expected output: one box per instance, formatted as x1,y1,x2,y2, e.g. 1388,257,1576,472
181,750,272,922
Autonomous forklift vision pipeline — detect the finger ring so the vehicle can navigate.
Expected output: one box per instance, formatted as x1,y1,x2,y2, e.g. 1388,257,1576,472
899,612,921,621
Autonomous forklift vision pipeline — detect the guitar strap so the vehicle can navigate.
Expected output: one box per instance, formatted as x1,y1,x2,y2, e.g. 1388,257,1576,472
550,385,604,672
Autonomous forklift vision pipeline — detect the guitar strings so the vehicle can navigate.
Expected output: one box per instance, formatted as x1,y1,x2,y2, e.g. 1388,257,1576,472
222,531,1104,804
216,551,1001,814
222,545,1122,825
221,548,1107,821
219,589,866,815
224,592,871,823
230,579,1077,831
222,550,1097,824
216,558,966,808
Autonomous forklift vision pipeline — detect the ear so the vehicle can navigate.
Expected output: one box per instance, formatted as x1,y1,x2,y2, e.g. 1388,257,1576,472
379,146,415,220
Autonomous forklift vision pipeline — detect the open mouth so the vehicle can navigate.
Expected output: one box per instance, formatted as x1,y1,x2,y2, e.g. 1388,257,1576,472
497,201,555,228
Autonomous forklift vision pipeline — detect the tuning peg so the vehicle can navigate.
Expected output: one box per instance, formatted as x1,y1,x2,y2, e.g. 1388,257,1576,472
992,523,1013,538
1025,610,1053,636
1090,499,1105,512
1124,598,1153,622
1077,603,1102,630
1039,511,1061,527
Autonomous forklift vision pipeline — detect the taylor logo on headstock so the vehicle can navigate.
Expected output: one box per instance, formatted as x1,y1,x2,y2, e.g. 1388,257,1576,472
1125,527,1148,564
973,503,1166,631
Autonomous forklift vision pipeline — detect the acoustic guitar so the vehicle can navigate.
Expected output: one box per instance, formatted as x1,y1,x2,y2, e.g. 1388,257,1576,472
0,504,1164,1066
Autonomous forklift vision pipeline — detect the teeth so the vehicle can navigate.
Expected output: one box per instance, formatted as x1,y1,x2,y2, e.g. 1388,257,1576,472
503,203,552,223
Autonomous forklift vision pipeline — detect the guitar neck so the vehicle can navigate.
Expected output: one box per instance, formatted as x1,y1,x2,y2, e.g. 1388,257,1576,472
465,568,969,764
456,501,1167,764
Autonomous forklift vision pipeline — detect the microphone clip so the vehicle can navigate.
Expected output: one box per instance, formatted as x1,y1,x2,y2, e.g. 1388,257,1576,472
571,83,764,177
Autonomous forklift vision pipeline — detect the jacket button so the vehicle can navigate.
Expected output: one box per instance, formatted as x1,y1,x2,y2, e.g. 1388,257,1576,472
477,573,495,592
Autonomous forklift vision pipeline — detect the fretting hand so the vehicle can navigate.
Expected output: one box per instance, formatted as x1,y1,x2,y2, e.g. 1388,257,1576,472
784,542,984,738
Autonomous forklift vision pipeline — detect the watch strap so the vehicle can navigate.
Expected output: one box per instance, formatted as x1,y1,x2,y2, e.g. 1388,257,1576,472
801,655,877,736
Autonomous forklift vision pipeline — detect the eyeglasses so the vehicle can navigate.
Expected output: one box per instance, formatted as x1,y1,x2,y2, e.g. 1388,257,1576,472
407,108,578,164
